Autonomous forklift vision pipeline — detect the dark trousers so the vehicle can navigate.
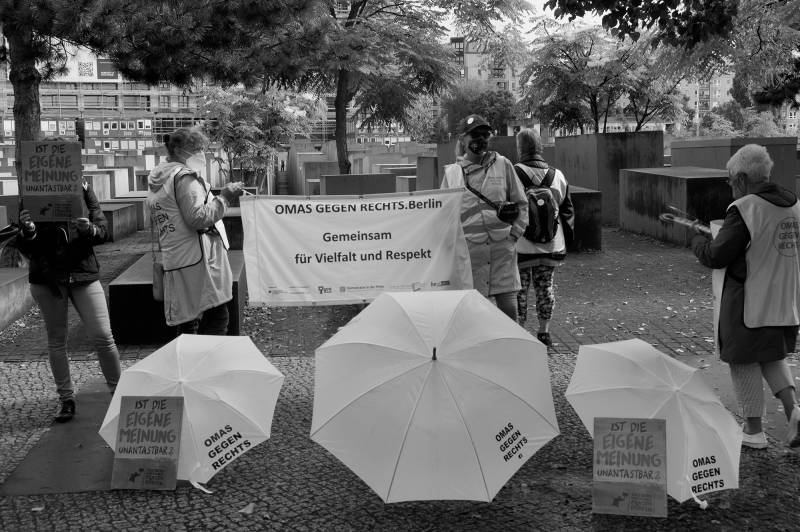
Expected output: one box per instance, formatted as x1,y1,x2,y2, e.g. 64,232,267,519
176,303,229,336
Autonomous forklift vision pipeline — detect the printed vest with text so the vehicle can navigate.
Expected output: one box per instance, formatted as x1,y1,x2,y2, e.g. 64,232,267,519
150,166,212,271
443,160,512,244
732,194,800,327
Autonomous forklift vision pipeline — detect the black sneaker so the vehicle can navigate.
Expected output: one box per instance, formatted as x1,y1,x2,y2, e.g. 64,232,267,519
55,399,75,423
537,332,552,347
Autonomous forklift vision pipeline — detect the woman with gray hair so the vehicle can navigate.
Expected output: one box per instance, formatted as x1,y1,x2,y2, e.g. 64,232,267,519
692,143,800,449
147,127,244,335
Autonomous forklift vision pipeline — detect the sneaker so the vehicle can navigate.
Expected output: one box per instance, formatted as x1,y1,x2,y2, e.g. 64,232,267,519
787,406,800,448
537,332,552,347
741,424,768,449
55,399,75,423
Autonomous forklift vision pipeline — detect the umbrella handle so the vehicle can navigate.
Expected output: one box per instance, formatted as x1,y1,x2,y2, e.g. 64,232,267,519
685,475,709,509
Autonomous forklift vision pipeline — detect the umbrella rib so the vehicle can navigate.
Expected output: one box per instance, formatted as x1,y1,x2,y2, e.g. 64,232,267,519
436,364,491,500
310,360,430,437
443,364,558,434
389,296,439,354
385,363,435,502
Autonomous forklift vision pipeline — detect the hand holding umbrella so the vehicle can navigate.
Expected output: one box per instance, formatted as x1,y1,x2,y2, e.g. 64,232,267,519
659,205,711,236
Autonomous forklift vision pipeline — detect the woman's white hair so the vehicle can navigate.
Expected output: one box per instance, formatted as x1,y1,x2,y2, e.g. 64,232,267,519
726,144,773,183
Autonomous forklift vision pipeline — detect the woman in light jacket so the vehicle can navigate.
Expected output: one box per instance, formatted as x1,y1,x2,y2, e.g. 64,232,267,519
692,144,800,449
514,128,574,347
440,114,528,321
146,127,243,335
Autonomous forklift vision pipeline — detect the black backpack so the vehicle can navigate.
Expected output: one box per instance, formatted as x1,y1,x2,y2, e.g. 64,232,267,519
514,164,559,244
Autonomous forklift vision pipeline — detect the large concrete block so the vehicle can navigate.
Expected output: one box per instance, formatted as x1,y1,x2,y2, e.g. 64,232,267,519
83,171,113,201
0,268,33,331
416,155,439,191
110,192,150,230
319,173,397,195
109,250,246,344
619,166,731,246
395,176,417,193
671,137,798,194
99,203,137,242
222,208,243,251
555,132,664,225
302,161,340,196
569,186,602,252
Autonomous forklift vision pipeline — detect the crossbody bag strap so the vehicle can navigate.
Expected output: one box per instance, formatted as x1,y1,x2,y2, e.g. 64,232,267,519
461,165,499,210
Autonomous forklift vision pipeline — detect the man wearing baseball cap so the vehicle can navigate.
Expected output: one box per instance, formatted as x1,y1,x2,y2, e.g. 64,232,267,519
440,114,528,321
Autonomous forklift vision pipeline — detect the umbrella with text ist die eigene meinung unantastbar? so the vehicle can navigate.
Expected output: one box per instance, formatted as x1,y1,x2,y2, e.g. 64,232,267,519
99,334,284,488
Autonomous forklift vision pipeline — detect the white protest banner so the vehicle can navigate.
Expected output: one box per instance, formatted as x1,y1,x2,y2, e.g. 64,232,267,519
240,189,472,305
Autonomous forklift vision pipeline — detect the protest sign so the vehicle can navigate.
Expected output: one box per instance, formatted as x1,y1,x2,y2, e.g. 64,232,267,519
593,417,667,517
111,396,183,490
19,140,86,222
239,189,472,305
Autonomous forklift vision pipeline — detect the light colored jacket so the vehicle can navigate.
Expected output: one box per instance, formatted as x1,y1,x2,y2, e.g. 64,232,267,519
147,161,232,325
442,153,527,295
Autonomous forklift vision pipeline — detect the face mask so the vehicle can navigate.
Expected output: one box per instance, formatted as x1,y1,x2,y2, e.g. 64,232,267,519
467,138,489,155
186,152,206,176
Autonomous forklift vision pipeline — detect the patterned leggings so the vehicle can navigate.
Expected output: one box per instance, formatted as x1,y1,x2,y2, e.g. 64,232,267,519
518,265,556,325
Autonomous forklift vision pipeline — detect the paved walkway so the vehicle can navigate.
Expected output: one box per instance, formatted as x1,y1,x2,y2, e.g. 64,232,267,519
1,228,799,530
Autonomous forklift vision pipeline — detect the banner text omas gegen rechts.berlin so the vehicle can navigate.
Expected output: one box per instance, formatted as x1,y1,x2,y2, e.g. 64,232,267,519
273,197,443,215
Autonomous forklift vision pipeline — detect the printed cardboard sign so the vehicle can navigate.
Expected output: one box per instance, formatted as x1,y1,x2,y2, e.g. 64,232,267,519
593,417,667,517
111,396,183,490
19,140,86,222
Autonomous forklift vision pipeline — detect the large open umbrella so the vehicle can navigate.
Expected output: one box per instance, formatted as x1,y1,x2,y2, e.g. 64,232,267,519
310,289,559,503
100,334,284,486
566,339,740,504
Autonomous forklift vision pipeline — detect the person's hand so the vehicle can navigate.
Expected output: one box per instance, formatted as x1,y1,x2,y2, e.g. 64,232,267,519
74,217,95,237
219,182,245,203
18,209,36,235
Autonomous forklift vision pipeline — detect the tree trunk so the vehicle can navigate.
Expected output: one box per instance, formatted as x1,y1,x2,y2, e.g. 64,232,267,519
334,69,352,175
7,25,42,166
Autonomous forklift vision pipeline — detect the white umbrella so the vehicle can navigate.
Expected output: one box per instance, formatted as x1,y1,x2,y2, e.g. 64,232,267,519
566,339,741,504
310,289,559,503
100,334,284,487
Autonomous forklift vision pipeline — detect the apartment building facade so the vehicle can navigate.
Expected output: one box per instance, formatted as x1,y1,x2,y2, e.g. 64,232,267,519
1,46,202,153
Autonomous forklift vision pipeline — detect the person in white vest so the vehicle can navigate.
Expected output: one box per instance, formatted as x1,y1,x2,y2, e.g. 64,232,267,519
147,127,244,335
692,144,800,449
441,114,528,321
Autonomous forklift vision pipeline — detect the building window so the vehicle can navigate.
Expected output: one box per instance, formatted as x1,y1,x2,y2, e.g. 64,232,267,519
84,95,118,110
123,95,151,111
496,81,508,90
159,95,171,111
122,81,150,90
41,94,79,108
178,95,190,110
81,82,118,91
491,66,505,78
789,110,797,120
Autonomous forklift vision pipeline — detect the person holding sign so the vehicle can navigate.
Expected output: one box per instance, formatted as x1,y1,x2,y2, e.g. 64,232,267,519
147,127,244,335
14,180,121,423
441,114,528,321
691,144,800,449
